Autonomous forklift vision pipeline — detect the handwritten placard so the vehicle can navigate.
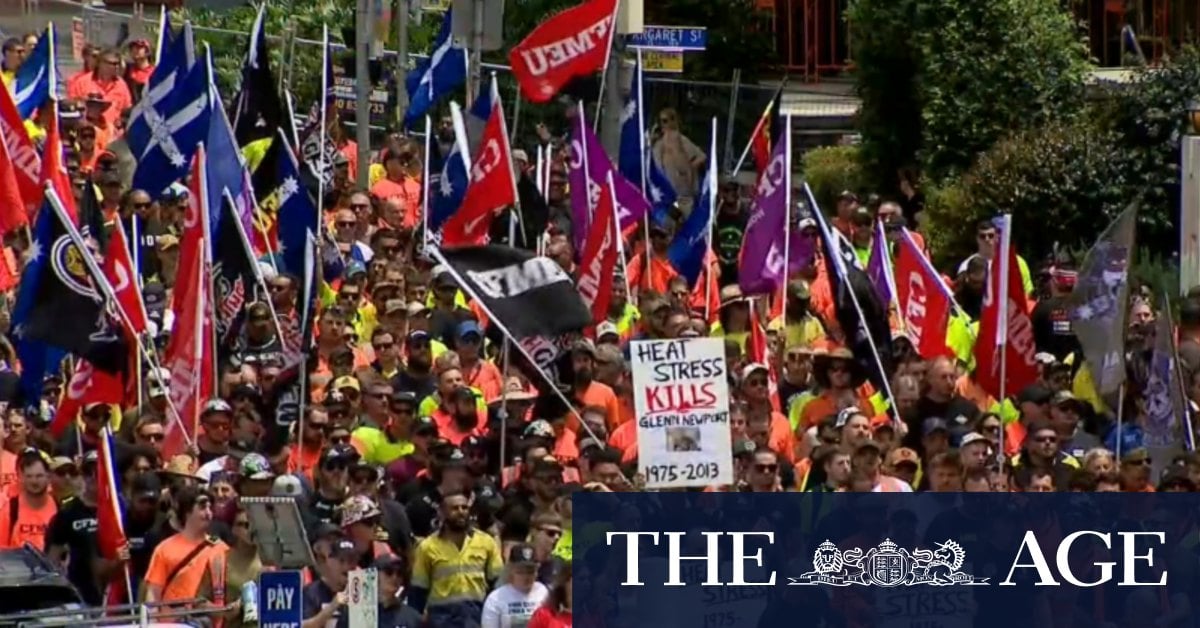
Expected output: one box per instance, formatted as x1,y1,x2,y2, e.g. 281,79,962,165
631,338,733,489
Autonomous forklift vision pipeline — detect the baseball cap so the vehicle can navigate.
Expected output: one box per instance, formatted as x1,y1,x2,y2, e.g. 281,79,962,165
202,399,233,417
320,444,358,466
596,321,620,342
508,543,537,566
959,432,989,448
886,447,920,467
524,419,555,439
1016,384,1053,406
855,440,883,456
333,376,361,392
131,473,162,500
740,363,769,381
733,439,757,458
922,417,949,436
49,456,76,473
406,329,431,345
374,553,405,571
413,416,438,436
457,320,482,340
571,338,597,358
344,261,367,279
1050,390,1086,411
340,495,382,528
330,538,357,558
239,453,275,481
383,299,408,315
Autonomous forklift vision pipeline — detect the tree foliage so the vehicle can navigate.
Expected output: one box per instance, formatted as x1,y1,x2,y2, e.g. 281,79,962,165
922,117,1130,268
848,0,1090,188
800,145,867,212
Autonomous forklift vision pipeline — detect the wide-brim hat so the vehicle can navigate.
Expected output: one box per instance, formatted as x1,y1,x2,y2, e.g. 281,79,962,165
812,346,866,388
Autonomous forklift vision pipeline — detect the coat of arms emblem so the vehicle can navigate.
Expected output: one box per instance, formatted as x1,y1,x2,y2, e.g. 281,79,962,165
790,538,988,587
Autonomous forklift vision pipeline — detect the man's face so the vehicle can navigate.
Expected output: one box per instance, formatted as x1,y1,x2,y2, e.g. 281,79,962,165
202,412,233,445
339,285,361,310
922,430,949,456
591,462,623,488
976,228,997,256
742,369,769,402
749,452,778,487
843,416,872,447
306,410,329,447
1027,474,1055,493
1049,405,1078,436
825,453,851,484
20,462,48,496
929,465,962,492
828,359,853,388
188,496,214,528
364,384,392,417
1030,429,1059,459
927,361,956,398
438,369,463,397
136,422,165,451
335,210,357,242
96,54,120,79
442,495,471,530
3,44,25,70
373,333,398,363
269,277,295,306
961,442,990,470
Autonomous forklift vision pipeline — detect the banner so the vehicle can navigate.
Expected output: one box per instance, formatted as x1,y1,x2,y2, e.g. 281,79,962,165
568,109,651,253
631,338,733,489
1068,206,1137,397
975,215,1039,400
577,174,618,324
509,0,618,103
737,136,788,295
894,228,952,359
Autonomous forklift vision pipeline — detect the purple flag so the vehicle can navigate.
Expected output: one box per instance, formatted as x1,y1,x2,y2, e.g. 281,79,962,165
568,115,651,252
738,138,790,295
866,218,894,305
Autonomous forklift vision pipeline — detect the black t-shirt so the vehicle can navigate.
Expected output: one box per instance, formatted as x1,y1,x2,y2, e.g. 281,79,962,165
714,208,748,285
123,215,165,281
309,491,344,526
359,602,423,628
777,379,809,417
1031,296,1079,361
303,578,341,620
402,479,443,538
392,370,436,401
46,497,101,605
235,335,287,369
428,307,472,347
123,513,162,590
905,395,980,449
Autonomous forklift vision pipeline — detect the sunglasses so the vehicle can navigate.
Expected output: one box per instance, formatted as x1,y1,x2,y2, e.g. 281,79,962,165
1033,435,1058,443
341,292,360,300
746,378,768,387
139,432,165,442
978,232,997,241
373,342,394,351
329,435,351,445
308,422,330,432
323,461,349,472
350,203,370,211
754,464,779,473
336,221,357,228
55,468,79,478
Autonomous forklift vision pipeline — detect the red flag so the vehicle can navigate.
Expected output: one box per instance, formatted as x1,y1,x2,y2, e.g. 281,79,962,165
749,116,771,175
39,103,78,223
441,95,517,246
577,174,619,323
0,125,27,234
974,218,1039,399
49,359,125,438
174,147,209,310
104,221,149,336
508,0,618,103
747,302,781,412
161,246,211,459
894,230,953,360
0,78,41,218
96,426,127,559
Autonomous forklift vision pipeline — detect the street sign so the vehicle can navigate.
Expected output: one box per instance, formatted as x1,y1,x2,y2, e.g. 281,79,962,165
451,0,505,51
642,49,684,74
347,568,378,628
258,571,303,628
627,26,707,51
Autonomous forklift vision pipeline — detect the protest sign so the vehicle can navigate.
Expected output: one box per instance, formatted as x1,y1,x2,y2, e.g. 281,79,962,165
631,338,733,489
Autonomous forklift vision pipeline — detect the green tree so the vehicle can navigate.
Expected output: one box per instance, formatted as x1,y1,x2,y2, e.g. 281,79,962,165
923,116,1130,267
849,0,1090,189
915,0,1090,181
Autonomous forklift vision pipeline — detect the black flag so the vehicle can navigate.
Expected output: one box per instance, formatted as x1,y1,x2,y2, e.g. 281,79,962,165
17,194,126,374
214,195,258,348
231,3,290,147
806,185,894,393
433,245,592,339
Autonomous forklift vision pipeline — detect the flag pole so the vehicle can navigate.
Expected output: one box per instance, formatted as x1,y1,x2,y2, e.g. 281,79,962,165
154,5,167,62
592,0,622,133
1115,383,1126,460
43,186,196,449
1164,289,1196,451
704,116,718,322
607,172,631,299
422,114,432,251
995,214,1013,461
427,247,606,447
636,48,652,303
492,74,527,247
317,24,329,217
730,78,787,177
778,114,792,320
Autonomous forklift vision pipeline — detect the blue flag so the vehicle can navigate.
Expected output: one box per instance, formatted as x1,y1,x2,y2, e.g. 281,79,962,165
430,132,470,233
132,57,212,196
275,131,319,276
646,154,677,226
11,199,64,406
618,52,644,191
668,120,717,288
13,25,57,119
126,18,195,158
404,10,467,129
206,72,250,244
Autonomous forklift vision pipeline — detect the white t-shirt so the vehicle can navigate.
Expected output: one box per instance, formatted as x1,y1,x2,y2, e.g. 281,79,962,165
481,582,549,628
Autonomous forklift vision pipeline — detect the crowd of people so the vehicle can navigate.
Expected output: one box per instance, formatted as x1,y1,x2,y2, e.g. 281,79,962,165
0,15,1195,628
